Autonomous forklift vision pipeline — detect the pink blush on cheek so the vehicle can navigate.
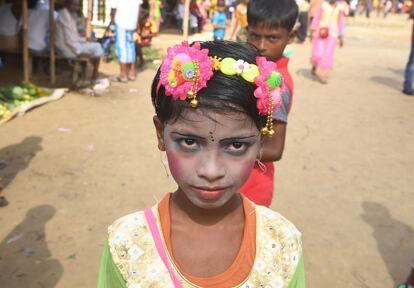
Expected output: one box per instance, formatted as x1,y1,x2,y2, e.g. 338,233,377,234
166,150,181,177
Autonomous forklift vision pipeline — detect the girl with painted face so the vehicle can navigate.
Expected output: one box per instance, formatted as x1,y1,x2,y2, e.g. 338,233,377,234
98,41,305,288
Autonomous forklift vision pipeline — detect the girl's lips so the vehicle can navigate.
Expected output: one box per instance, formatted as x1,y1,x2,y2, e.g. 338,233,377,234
191,186,230,200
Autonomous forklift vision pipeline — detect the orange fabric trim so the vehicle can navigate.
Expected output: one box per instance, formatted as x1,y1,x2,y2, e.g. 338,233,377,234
158,193,256,288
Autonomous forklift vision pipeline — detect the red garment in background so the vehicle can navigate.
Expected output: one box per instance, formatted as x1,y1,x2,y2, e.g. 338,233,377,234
239,57,294,207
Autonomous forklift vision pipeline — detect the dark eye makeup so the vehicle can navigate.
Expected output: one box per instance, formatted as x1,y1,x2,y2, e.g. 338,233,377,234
171,132,258,155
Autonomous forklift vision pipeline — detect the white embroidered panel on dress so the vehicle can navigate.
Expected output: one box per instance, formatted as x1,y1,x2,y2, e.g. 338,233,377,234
107,202,302,287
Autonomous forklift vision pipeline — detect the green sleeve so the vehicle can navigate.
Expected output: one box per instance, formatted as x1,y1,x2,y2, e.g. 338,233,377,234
287,254,306,288
97,241,127,288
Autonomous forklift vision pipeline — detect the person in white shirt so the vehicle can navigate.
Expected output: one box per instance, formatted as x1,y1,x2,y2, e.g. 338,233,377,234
56,0,103,79
110,0,142,82
0,0,50,52
28,9,50,52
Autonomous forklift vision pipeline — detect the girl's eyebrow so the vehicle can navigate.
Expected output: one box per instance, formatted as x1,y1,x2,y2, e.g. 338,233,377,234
171,132,205,139
219,134,259,142
171,132,259,141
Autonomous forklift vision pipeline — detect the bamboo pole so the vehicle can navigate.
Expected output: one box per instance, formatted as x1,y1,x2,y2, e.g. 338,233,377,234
22,0,29,81
183,0,190,39
86,0,94,39
49,0,56,84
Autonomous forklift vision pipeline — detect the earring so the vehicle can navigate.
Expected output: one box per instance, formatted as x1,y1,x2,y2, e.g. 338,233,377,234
159,152,170,177
256,158,267,173
256,149,267,173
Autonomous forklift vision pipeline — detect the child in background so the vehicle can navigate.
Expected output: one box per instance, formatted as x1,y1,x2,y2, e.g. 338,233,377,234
135,10,155,68
98,40,305,287
230,0,249,42
239,0,298,207
212,0,227,40
310,0,345,84
100,25,116,62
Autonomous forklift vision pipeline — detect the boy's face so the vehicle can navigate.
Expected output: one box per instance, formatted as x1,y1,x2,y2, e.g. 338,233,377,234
154,109,262,210
247,24,295,62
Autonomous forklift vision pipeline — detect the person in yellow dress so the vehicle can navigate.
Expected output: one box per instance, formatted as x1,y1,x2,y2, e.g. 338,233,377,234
230,0,249,42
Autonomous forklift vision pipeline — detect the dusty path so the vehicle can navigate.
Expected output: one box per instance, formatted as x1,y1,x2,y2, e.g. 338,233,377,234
0,15,413,288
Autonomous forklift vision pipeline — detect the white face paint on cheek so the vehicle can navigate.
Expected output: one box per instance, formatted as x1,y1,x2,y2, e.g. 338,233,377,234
165,149,181,179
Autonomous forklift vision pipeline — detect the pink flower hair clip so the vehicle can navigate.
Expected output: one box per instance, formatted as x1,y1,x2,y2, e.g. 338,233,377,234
159,41,214,107
254,57,284,137
157,42,285,137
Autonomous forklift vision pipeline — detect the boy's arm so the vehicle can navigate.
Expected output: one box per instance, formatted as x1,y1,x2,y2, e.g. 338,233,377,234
260,121,286,162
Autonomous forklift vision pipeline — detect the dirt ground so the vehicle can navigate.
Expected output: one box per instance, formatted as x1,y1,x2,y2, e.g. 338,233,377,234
0,14,413,288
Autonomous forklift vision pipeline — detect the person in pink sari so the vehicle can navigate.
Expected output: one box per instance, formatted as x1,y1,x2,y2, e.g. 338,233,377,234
310,0,345,83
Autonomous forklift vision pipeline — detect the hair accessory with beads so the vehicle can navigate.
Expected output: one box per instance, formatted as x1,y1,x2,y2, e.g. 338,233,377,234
253,57,284,137
160,41,213,108
158,41,284,137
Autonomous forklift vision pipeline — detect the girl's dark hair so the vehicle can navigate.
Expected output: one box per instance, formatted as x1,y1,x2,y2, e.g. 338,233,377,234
248,0,298,32
151,41,266,130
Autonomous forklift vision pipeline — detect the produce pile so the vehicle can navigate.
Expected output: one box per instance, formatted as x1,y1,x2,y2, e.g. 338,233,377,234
0,82,48,120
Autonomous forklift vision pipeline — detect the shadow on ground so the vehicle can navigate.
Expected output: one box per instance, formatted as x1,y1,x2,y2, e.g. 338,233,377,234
370,76,402,92
296,68,317,82
361,201,414,285
0,205,63,287
388,68,404,77
0,136,43,206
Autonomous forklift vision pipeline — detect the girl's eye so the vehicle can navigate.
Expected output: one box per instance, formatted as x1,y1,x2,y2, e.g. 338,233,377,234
226,142,247,152
179,138,198,149
232,142,244,149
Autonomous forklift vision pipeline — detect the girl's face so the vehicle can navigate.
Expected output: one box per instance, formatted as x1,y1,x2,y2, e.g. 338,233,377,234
154,109,262,210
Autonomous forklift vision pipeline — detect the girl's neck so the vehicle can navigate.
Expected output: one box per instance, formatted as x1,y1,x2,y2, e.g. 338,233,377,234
170,190,243,226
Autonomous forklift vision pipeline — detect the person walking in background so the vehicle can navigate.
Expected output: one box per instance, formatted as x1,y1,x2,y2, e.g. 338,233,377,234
296,0,310,43
110,0,142,82
212,0,227,40
190,0,203,33
230,0,249,42
403,4,414,95
309,0,323,22
149,0,162,34
310,0,345,84
199,0,211,29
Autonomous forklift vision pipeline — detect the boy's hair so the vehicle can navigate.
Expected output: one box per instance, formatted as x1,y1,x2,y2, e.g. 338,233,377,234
247,0,299,32
151,41,266,130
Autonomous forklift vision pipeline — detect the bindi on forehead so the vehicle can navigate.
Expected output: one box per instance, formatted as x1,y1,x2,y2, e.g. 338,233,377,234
209,131,215,142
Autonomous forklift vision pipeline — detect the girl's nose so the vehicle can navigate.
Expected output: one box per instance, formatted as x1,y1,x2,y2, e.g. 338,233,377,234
196,153,225,182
